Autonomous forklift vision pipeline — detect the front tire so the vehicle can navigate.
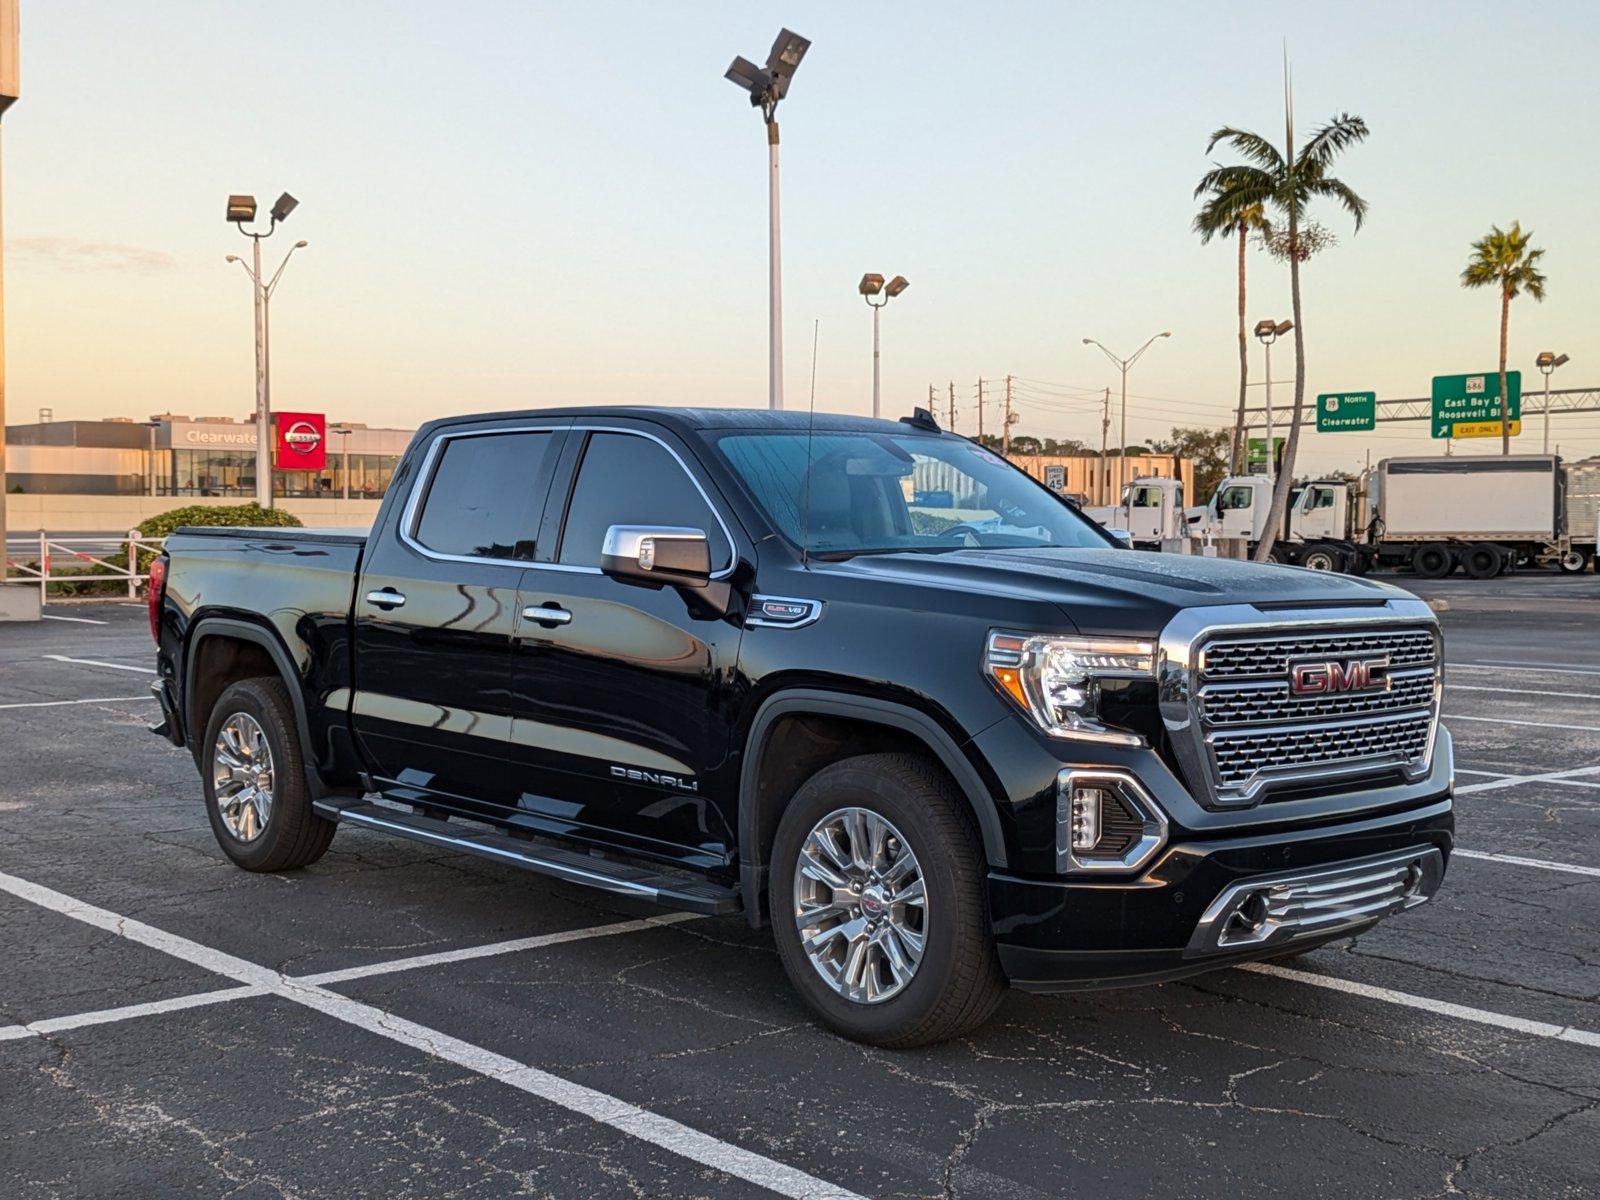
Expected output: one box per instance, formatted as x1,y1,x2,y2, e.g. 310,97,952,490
769,753,1005,1047
202,677,335,872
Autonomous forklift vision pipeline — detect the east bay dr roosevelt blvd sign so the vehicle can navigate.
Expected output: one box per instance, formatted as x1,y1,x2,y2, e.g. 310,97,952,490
1432,371,1521,438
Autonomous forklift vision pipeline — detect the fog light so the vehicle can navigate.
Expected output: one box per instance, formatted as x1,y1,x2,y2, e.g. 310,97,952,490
1069,785,1104,851
1056,769,1168,874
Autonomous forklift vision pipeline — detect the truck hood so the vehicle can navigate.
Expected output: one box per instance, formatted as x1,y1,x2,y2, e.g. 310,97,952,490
829,547,1415,636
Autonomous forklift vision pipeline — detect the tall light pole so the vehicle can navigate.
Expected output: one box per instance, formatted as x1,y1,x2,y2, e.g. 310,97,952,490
858,273,908,418
725,28,810,411
1253,319,1292,480
331,425,352,499
1536,351,1569,455
0,0,19,606
140,419,162,497
1082,330,1172,497
226,192,303,508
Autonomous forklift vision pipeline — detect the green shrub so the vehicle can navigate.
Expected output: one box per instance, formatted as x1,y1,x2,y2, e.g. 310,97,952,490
130,503,303,578
137,502,303,541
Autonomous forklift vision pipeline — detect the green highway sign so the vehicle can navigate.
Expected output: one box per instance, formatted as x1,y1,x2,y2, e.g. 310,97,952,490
1246,436,1284,473
1317,391,1376,432
1431,371,1521,438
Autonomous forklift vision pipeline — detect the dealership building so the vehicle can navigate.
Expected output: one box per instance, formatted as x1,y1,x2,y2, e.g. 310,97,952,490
3,412,414,532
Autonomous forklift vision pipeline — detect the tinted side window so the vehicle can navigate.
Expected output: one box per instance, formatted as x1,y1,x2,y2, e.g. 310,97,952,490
558,433,730,569
413,431,558,560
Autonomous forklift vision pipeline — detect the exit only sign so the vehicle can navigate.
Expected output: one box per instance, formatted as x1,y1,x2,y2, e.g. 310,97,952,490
1317,391,1376,432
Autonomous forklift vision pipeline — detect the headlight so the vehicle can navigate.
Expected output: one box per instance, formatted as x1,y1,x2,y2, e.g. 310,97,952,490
984,631,1155,745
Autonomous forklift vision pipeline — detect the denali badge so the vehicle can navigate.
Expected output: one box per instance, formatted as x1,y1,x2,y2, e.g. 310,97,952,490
1289,655,1391,696
610,765,699,792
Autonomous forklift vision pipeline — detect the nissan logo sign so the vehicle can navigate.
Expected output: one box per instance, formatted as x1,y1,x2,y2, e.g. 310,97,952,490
283,421,323,455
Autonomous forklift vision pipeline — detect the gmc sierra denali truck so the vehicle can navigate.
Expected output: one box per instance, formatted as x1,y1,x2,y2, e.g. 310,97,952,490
148,406,1453,1046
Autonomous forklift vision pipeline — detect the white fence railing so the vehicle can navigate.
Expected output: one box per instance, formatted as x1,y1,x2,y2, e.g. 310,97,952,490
2,531,167,602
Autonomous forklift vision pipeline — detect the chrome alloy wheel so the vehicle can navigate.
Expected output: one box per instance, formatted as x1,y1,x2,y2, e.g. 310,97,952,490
793,807,927,1004
212,712,275,842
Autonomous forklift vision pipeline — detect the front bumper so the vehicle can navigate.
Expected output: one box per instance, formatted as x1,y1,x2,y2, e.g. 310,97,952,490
990,796,1453,990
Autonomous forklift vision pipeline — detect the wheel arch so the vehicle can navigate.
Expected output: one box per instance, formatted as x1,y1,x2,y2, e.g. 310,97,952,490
184,617,331,799
737,689,1007,928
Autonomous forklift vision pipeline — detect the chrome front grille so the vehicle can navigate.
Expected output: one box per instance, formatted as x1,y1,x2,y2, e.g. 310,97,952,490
1210,712,1434,790
1201,628,1437,679
1159,607,1442,808
1200,668,1436,726
1186,847,1444,956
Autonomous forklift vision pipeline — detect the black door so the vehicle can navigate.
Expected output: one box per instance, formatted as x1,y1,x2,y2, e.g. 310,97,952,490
506,427,745,864
352,424,567,816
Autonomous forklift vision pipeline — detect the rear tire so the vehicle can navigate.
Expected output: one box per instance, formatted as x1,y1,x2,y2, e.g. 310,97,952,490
202,677,335,872
1558,550,1591,575
769,753,1005,1047
1411,543,1454,579
1462,543,1503,580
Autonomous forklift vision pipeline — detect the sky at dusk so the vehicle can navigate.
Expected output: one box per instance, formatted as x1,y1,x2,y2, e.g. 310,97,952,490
6,0,1599,473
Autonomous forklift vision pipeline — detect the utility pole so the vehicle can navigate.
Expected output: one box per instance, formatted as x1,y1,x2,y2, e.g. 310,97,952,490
976,379,985,445
947,381,956,431
1002,374,1015,456
928,383,936,414
1099,387,1111,504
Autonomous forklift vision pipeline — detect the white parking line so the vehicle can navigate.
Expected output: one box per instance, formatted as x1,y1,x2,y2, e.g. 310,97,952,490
0,695,152,711
0,985,265,1042
1448,684,1600,700
1455,765,1600,795
1241,962,1600,1049
1454,849,1600,879
42,654,156,675
300,912,702,985
0,870,862,1200
0,914,701,1040
1446,713,1600,734
1452,661,1600,677
41,613,109,625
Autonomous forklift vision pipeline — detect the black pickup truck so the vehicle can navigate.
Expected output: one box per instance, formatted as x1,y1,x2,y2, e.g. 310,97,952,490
149,406,1453,1046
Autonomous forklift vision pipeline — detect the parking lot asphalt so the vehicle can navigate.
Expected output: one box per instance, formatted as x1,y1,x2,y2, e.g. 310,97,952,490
2,573,1597,1199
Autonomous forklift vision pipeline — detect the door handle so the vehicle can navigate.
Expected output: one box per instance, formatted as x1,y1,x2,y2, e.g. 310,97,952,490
365,589,407,610
521,604,573,627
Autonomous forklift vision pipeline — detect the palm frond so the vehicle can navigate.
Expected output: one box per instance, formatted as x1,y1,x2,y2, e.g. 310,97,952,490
1297,114,1370,170
1302,177,1369,232
1203,126,1284,171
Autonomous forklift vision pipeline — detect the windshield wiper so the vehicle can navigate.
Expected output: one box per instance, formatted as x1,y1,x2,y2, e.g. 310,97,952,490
808,545,966,562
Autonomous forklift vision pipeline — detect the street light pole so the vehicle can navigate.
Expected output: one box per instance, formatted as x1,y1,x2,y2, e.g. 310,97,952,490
858,274,908,418
332,426,351,499
1082,331,1172,498
1253,319,1293,481
226,192,302,508
1537,351,1569,455
726,29,810,412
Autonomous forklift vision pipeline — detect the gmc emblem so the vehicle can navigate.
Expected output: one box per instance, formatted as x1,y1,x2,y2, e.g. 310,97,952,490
1289,655,1391,695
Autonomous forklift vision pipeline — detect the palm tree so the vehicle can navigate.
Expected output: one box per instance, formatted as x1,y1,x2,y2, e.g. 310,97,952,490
1192,197,1270,476
1194,108,1369,561
1461,222,1546,454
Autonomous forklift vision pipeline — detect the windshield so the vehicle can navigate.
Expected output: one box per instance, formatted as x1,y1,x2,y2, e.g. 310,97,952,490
713,430,1114,557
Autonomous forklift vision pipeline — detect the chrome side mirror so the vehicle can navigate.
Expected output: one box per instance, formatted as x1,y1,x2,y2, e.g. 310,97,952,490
600,525,712,588
1106,528,1134,549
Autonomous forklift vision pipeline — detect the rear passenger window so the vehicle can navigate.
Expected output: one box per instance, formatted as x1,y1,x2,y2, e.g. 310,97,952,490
558,433,731,569
412,431,559,560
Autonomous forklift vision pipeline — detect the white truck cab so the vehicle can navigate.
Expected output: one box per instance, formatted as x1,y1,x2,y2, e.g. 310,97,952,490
1085,478,1188,547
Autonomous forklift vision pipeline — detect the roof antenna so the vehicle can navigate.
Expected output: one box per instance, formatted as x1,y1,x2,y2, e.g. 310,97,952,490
800,318,819,569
